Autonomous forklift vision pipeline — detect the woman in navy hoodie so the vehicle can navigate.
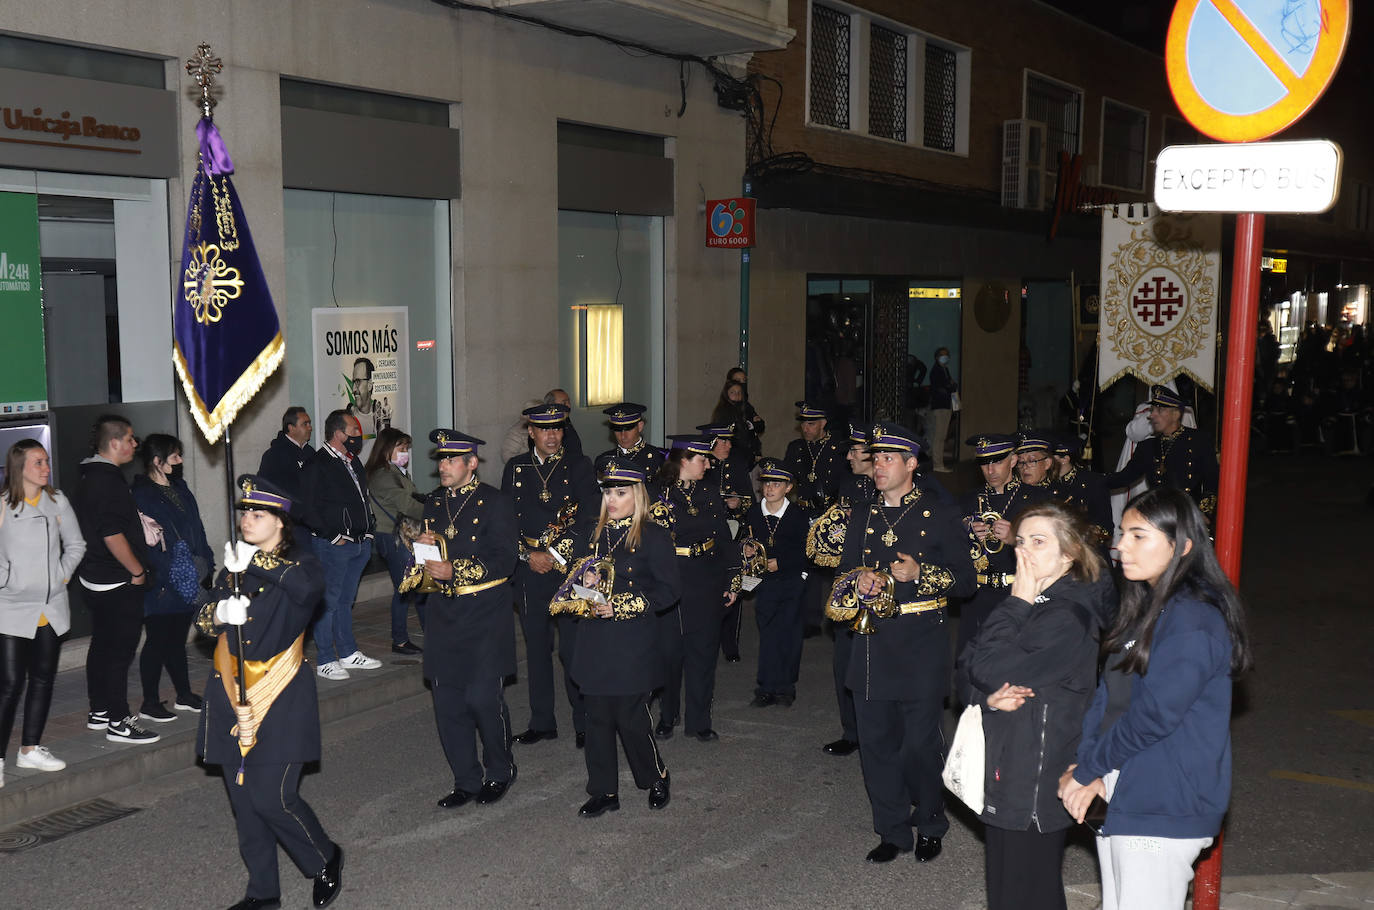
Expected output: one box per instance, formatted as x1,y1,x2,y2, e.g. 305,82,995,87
1060,487,1252,910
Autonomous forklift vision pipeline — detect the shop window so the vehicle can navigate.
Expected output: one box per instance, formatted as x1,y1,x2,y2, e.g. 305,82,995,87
0,34,164,88
558,211,664,447
1025,72,1083,178
1101,99,1149,192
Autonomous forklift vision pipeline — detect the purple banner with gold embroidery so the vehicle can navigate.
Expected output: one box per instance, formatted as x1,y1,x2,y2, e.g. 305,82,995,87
173,117,283,443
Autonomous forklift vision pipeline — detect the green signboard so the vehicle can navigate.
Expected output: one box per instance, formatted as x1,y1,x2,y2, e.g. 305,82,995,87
0,192,47,416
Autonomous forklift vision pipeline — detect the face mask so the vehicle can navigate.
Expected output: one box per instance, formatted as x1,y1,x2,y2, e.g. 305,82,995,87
166,463,184,481
344,435,364,457
392,451,411,469
938,355,950,365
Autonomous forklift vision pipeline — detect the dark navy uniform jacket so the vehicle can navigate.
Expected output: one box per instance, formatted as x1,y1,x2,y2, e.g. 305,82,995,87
198,549,325,766
838,485,976,701
957,480,1048,585
1105,427,1220,511
739,498,809,592
568,519,682,696
1053,467,1114,545
596,439,666,483
650,479,738,634
784,435,847,513
501,447,601,569
420,478,518,685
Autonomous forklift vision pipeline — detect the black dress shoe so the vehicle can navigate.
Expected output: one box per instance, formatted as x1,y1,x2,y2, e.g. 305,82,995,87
475,771,514,805
775,693,795,707
648,773,671,810
865,841,910,864
437,789,475,808
391,641,422,655
312,844,343,908
228,899,281,910
693,729,719,742
578,794,620,818
914,835,942,862
575,731,586,749
823,738,859,756
749,693,776,707
512,728,558,745
654,719,674,740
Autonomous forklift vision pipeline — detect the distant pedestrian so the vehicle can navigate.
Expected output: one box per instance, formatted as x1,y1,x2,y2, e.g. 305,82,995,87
131,433,214,724
928,347,958,472
300,411,381,680
0,440,87,784
500,398,543,468
73,414,160,744
712,373,765,465
1060,487,1252,910
364,427,427,654
545,388,583,457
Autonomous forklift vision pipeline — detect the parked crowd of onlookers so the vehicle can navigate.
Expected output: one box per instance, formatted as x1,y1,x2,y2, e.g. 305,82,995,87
1256,320,1373,456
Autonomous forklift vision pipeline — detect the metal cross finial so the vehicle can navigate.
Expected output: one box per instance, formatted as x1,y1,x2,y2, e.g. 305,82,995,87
186,43,223,119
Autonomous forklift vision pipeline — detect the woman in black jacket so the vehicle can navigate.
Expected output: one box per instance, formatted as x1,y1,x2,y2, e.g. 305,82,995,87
956,500,1116,910
552,459,682,817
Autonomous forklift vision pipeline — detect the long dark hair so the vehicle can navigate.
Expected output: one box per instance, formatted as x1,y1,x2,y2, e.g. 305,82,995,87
365,427,412,477
711,380,746,426
4,439,57,508
1104,487,1252,676
656,448,693,487
237,504,297,560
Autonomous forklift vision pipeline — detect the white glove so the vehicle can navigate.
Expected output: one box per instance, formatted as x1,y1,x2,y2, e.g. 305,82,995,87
215,593,250,626
222,540,259,573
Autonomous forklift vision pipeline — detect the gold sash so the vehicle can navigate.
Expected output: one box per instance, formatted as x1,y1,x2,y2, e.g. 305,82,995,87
214,632,304,783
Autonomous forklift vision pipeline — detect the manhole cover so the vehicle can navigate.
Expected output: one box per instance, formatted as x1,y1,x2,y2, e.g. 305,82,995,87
0,798,140,853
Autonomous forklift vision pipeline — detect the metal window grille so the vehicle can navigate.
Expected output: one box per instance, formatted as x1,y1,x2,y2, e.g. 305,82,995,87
1102,101,1147,190
868,23,907,142
922,43,957,152
809,4,850,129
1026,75,1082,174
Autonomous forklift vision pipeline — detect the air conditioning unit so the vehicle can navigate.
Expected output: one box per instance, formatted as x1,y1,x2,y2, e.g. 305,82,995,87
1001,119,1047,210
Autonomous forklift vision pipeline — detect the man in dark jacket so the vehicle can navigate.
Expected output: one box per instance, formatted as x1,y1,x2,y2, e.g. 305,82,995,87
73,414,159,744
300,410,381,680
257,406,314,500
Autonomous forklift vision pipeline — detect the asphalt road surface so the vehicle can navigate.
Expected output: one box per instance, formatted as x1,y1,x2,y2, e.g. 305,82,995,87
3,453,1370,909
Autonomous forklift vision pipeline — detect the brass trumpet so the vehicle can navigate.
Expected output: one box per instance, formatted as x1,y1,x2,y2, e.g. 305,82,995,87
978,511,1005,554
398,518,448,594
740,537,768,578
824,567,897,635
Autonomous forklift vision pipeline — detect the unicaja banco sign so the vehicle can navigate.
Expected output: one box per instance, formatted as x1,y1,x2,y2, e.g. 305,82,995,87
3,106,142,149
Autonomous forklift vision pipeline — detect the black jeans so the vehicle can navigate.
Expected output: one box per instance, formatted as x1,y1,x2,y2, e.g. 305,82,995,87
985,824,1069,910
84,582,146,720
0,624,61,753
140,611,195,706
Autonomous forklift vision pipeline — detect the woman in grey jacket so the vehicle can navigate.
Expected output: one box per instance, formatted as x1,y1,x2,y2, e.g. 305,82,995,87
364,427,427,653
0,440,87,785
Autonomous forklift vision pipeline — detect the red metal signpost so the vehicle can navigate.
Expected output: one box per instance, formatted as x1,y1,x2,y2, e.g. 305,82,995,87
1160,2,1351,906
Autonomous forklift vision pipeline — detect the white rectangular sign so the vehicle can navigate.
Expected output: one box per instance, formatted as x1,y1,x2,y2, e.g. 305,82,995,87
1154,140,1342,214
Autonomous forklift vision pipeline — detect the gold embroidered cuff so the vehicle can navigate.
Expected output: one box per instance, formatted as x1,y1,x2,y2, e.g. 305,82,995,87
915,564,956,597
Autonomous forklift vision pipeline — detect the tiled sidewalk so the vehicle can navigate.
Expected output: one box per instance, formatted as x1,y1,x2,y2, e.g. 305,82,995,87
0,592,425,826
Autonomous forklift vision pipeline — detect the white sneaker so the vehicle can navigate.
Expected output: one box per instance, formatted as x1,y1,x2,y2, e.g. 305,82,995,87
317,661,351,680
15,745,66,772
339,650,382,670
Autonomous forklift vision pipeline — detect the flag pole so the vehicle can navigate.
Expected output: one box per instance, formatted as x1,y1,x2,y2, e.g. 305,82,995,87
186,43,248,709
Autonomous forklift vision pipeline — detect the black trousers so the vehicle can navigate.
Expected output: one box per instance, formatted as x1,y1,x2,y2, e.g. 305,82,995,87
854,695,949,849
719,596,743,661
829,621,857,741
431,675,514,793
753,577,803,696
584,692,666,796
223,762,333,901
0,625,60,753
139,611,195,706
83,582,145,720
655,608,683,726
985,824,1069,910
517,571,583,734
801,567,833,629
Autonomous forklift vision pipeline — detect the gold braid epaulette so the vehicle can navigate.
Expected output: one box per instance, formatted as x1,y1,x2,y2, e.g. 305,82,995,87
806,503,848,567
649,499,674,530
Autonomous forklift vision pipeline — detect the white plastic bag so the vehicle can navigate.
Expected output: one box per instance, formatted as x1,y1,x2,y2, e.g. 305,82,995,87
942,703,984,813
